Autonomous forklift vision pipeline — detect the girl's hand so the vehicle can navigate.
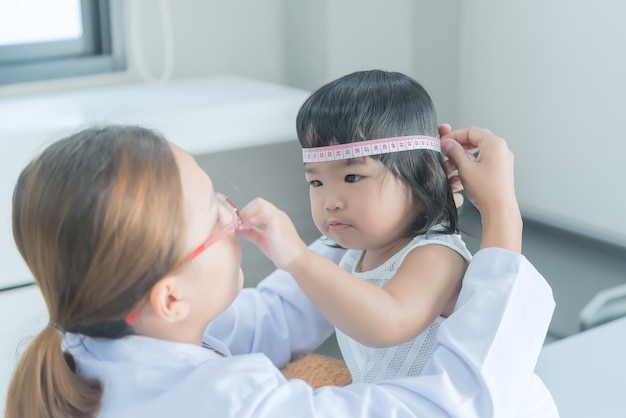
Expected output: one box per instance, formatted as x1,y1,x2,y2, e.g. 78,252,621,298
237,198,309,270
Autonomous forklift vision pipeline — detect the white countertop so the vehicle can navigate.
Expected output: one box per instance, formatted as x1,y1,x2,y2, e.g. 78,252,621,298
536,316,626,418
0,76,310,288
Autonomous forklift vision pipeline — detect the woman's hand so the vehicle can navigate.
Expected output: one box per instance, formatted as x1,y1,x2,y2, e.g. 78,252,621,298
441,126,522,252
439,123,465,209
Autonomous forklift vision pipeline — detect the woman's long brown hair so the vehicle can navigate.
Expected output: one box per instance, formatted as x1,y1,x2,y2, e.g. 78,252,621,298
6,125,187,418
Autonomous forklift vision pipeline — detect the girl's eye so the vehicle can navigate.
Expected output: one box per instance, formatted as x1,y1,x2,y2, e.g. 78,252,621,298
309,180,323,187
345,174,361,183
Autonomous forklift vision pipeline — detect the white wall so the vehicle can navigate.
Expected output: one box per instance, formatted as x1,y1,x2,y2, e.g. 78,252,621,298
458,1,626,247
127,0,287,83
283,0,460,126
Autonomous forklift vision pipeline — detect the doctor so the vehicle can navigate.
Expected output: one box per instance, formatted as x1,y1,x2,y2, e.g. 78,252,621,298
6,125,556,417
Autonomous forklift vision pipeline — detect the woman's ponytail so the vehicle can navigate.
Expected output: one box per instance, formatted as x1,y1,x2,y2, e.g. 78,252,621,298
5,326,102,418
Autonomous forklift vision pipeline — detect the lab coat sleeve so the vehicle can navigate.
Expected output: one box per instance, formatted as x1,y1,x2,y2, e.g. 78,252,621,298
247,247,555,418
405,247,556,416
204,237,347,368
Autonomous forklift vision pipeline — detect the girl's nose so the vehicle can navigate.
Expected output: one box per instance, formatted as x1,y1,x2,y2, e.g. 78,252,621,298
324,194,345,211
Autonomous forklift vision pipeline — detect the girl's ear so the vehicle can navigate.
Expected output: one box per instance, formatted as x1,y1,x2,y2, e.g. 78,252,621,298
148,277,190,322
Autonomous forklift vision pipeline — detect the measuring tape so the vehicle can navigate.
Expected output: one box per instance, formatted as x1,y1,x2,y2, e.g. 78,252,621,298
302,135,440,163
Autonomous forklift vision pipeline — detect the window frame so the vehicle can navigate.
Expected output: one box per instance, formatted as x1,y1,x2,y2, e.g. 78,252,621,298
0,0,126,85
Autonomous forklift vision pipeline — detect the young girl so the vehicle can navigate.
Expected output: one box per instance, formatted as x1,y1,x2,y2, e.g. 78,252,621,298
246,70,472,383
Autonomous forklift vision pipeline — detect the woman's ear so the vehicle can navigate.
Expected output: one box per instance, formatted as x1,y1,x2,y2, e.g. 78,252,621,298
149,277,190,322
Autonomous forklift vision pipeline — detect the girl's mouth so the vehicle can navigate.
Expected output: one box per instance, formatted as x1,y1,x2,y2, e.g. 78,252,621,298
328,221,350,232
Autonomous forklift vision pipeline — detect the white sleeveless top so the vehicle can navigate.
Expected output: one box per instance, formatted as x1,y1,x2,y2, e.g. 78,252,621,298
336,230,472,383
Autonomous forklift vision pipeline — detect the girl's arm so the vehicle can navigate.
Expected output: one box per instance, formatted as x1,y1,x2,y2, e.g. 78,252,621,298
204,237,346,367
302,242,467,347
238,200,468,348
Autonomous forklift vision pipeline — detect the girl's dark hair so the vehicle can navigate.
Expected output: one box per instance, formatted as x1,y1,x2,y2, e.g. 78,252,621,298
6,125,187,418
296,69,458,236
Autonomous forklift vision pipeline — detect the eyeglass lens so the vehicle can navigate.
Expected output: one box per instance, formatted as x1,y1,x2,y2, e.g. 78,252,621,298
216,192,242,229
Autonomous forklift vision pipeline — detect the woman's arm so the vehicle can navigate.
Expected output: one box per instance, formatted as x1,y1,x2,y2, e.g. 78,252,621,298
245,249,555,418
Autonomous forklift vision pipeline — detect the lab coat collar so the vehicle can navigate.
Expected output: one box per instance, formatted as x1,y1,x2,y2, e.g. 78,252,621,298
64,333,283,417
64,333,226,367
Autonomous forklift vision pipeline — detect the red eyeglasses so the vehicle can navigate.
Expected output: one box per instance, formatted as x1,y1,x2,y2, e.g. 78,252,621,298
174,192,243,269
125,192,242,325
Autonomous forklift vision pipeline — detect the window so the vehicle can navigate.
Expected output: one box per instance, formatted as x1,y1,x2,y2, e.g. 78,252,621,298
0,0,125,85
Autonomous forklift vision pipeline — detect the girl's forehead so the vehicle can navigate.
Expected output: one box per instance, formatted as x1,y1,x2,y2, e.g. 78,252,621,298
305,157,375,174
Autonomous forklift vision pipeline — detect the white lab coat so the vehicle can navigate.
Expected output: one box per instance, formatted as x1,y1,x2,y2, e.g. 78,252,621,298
66,240,558,417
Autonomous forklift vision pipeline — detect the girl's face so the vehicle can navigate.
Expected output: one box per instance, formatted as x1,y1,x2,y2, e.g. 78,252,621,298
170,144,244,323
305,157,415,253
